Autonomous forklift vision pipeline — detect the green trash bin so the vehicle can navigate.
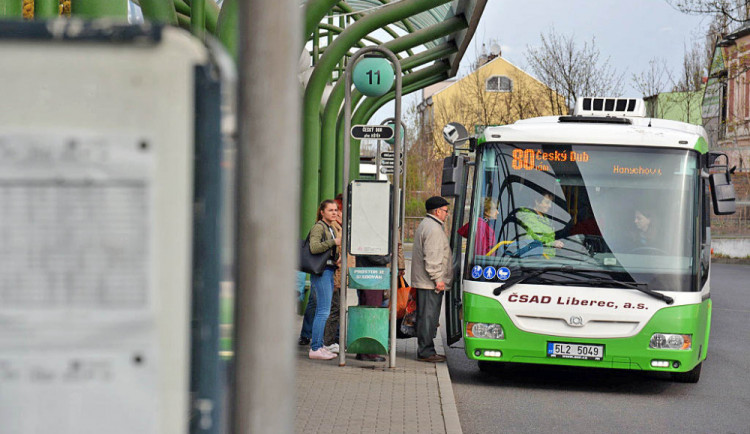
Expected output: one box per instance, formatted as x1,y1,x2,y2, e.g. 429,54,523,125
347,306,389,355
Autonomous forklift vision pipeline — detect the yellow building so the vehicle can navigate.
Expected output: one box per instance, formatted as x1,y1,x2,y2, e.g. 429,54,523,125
419,54,565,153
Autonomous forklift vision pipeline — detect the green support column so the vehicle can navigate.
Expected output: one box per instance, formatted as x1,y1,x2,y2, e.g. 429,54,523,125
140,0,177,25
216,0,238,61
35,0,58,18
172,0,219,33
303,0,338,43
301,0,452,237
72,0,128,19
0,0,22,17
191,0,205,39
204,0,220,34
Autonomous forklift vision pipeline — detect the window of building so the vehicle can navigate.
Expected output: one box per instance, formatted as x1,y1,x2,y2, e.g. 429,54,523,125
486,75,513,92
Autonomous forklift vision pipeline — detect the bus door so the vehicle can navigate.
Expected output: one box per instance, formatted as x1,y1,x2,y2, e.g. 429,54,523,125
441,155,472,345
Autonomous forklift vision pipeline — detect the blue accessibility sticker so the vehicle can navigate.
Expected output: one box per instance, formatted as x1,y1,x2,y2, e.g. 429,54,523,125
497,267,511,281
471,265,483,279
483,266,497,280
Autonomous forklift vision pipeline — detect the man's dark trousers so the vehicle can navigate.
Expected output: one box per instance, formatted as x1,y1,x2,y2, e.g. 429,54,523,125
416,288,443,359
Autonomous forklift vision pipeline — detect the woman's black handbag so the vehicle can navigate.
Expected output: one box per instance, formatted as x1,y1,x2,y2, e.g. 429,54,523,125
299,232,332,275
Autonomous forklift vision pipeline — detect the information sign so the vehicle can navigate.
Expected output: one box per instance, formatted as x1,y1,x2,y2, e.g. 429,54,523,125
351,125,394,140
380,151,403,160
379,166,403,174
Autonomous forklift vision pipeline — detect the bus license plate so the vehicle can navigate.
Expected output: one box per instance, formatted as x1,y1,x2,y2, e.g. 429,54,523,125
547,342,604,361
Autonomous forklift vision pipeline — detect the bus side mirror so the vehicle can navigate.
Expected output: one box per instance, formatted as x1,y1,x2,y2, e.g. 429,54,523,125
708,152,736,215
443,122,469,146
709,172,736,215
441,155,466,197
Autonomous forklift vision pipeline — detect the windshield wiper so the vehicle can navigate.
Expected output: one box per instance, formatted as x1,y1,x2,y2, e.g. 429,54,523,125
565,278,674,305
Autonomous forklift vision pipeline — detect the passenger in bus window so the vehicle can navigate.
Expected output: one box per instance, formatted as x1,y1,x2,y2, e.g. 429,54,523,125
516,193,564,256
457,198,498,255
629,209,665,254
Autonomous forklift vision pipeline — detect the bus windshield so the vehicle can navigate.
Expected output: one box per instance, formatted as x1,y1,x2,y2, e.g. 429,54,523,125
466,143,700,292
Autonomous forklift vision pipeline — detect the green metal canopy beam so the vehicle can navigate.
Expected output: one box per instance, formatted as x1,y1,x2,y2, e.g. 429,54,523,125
72,0,128,18
304,0,339,44
35,0,59,18
383,15,465,54
191,0,205,38
139,0,178,25
318,23,381,48
300,0,452,237
216,0,238,60
0,1,23,17
401,41,456,70
335,2,417,58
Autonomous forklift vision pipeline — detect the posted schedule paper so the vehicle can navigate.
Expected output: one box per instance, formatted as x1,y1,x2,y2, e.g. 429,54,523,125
0,132,158,434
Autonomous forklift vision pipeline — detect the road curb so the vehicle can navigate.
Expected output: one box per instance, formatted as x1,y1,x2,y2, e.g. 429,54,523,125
435,329,462,434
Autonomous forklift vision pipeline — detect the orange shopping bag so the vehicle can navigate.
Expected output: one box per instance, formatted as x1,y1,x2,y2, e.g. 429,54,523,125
396,275,416,319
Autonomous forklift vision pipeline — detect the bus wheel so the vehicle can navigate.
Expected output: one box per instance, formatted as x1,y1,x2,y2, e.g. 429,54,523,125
671,362,701,383
477,360,504,374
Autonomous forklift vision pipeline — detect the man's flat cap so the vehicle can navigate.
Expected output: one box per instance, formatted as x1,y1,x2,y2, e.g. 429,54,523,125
425,196,449,211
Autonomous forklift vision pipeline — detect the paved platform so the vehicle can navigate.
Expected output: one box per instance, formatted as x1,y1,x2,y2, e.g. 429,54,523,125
294,319,461,434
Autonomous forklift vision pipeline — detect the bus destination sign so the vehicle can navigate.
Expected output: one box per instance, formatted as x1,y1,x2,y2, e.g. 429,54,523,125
351,124,394,140
511,148,590,171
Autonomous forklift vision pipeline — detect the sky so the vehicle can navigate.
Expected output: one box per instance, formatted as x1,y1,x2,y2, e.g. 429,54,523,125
373,0,711,123
464,0,709,90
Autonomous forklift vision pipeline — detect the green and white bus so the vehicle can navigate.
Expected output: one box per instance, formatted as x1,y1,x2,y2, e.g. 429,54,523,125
441,97,737,382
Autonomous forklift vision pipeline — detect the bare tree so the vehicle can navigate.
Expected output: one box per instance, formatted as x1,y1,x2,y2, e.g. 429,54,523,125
525,28,625,113
674,43,709,91
428,65,564,150
402,100,443,226
632,57,672,97
667,0,750,31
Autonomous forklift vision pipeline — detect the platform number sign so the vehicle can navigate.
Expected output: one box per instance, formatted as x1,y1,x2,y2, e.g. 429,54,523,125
353,56,394,97
367,69,380,85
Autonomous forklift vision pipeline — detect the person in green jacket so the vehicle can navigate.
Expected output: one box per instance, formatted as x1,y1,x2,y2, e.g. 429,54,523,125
516,193,564,257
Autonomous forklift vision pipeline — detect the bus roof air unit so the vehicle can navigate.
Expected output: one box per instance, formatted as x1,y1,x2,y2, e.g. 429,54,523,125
559,97,646,125
573,97,646,117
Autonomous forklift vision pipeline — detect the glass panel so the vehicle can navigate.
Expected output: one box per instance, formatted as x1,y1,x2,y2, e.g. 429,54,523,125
465,143,700,292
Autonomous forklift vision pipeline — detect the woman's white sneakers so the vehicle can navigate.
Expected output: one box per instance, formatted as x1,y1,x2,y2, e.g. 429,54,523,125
309,348,336,360
324,343,339,354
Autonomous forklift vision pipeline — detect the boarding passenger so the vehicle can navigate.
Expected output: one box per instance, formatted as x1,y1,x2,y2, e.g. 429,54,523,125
411,196,453,363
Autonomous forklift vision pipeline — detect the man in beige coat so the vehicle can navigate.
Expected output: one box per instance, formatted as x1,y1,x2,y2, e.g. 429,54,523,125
411,196,453,362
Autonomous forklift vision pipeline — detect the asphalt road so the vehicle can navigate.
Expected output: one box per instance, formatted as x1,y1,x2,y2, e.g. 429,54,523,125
443,263,750,434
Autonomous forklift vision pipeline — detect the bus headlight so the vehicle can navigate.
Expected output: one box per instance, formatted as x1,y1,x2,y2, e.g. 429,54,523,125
649,333,691,350
467,322,504,339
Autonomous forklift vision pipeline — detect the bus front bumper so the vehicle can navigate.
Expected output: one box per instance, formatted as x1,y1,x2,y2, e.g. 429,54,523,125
462,292,710,374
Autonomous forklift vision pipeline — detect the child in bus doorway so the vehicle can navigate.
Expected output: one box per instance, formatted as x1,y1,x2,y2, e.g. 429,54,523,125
457,198,498,255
